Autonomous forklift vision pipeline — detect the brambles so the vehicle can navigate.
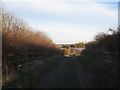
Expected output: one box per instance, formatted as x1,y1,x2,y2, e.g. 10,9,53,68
84,27,119,61
81,27,119,88
1,6,63,85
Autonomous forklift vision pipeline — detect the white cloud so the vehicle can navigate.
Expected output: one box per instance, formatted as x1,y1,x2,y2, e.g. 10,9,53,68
2,0,118,44
3,0,117,20
28,1,118,27
2,0,119,2
31,24,107,44
14,1,118,19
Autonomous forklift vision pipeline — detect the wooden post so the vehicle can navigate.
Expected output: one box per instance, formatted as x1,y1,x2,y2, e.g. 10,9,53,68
4,56,8,75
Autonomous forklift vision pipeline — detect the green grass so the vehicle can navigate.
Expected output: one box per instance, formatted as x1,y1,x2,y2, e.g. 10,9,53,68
3,56,63,88
77,55,118,88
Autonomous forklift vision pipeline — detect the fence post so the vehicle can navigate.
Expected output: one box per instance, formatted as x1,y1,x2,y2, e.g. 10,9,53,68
4,56,9,75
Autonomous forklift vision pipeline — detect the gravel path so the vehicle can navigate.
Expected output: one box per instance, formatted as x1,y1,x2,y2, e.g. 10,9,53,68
36,57,94,88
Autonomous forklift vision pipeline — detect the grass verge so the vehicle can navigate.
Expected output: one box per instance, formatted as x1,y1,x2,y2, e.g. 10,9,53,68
3,56,63,88
77,55,118,88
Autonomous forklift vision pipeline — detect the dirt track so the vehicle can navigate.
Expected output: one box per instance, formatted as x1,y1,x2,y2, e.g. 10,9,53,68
36,57,94,88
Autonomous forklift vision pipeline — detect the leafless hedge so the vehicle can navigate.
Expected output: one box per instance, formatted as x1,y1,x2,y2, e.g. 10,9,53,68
1,6,63,83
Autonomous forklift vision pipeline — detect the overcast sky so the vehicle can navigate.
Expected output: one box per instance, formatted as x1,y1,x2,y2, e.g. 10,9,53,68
2,0,119,44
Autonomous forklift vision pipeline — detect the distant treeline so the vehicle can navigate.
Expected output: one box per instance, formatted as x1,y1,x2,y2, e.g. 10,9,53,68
57,42,85,48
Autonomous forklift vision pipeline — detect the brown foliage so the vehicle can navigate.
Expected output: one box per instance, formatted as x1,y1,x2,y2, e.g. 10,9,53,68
1,8,59,56
1,6,63,83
